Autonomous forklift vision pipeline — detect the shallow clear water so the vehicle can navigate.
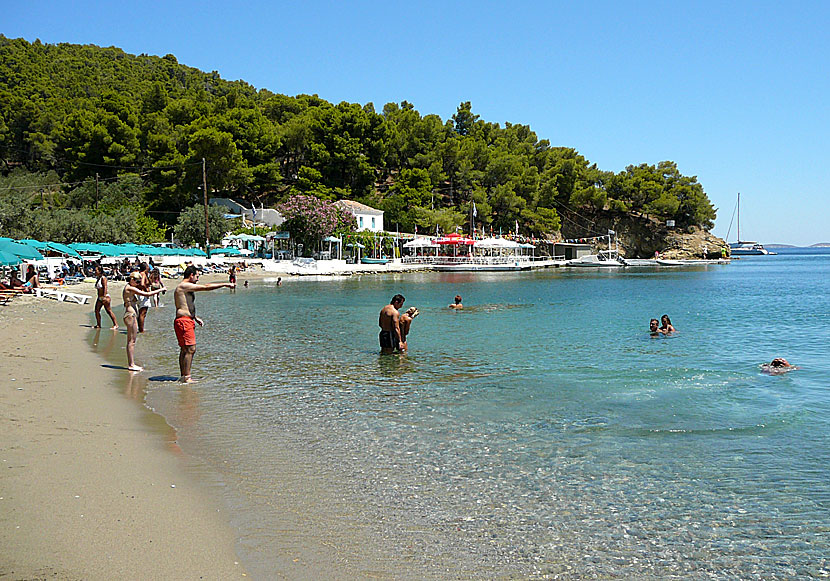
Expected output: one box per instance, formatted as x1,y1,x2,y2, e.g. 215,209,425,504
133,250,830,578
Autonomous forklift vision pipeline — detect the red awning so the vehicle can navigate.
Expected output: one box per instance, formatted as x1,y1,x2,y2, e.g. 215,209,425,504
435,233,475,245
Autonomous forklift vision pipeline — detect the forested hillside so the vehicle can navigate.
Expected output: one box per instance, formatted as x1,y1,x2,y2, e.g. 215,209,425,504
0,36,716,240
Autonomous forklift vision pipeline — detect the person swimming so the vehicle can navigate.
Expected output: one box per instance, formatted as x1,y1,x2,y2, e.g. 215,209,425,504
762,357,797,374
660,314,675,334
449,295,463,309
649,318,663,336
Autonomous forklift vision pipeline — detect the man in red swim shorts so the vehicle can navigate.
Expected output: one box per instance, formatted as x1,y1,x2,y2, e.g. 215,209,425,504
173,265,235,383
174,316,196,347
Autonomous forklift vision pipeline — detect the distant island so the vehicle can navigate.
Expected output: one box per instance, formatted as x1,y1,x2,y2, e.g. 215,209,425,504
767,243,830,248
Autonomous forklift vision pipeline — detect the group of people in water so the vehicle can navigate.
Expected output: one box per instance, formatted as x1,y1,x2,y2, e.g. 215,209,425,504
378,293,468,354
646,312,795,372
649,314,676,336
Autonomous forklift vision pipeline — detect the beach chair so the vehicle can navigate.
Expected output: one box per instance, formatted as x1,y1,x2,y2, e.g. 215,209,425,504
34,287,92,305
0,288,24,305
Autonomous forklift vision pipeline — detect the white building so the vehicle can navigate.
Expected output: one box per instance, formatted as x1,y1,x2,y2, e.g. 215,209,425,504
334,200,384,232
210,198,285,228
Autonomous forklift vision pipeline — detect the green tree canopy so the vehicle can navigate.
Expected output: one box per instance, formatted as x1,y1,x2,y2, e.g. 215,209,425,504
173,204,229,246
0,36,719,243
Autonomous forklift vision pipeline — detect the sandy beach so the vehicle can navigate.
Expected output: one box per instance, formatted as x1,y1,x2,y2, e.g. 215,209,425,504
0,284,246,579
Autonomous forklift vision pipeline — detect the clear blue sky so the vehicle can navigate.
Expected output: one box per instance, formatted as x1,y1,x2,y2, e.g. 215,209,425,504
6,1,829,245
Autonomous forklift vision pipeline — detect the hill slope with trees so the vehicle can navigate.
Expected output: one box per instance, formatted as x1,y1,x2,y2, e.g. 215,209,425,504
0,36,717,248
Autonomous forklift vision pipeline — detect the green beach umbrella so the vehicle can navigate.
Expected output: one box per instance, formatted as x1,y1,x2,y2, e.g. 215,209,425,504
45,242,82,258
18,239,49,250
0,239,45,260
212,247,242,255
0,249,22,266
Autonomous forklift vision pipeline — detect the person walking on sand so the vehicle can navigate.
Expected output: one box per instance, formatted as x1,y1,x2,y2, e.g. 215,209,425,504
94,264,118,329
449,294,463,309
400,307,419,352
137,262,152,333
174,265,236,383
123,272,165,372
379,294,405,354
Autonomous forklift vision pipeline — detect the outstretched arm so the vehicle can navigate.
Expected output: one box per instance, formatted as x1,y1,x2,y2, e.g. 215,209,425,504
129,287,165,297
184,282,236,292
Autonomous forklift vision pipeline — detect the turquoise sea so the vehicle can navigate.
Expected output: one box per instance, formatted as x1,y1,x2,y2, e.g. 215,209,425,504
101,249,830,579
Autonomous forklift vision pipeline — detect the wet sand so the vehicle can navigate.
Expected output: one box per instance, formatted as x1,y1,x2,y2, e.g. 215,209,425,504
0,286,246,579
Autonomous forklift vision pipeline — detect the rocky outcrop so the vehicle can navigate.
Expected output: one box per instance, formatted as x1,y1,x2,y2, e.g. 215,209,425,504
559,213,729,259
659,227,730,259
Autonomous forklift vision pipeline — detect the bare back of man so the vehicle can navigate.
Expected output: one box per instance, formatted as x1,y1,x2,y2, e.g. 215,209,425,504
379,294,405,354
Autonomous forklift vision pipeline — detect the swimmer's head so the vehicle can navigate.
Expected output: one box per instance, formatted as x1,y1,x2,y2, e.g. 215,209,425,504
649,318,659,331
454,295,462,304
771,358,790,368
406,307,420,317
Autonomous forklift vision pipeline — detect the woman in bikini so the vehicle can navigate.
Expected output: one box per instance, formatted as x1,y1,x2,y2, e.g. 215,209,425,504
122,272,165,372
660,314,676,334
94,265,119,329
399,307,420,352
24,265,40,289
148,268,166,307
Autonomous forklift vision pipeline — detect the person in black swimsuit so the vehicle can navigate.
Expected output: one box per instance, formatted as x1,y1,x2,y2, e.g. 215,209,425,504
378,294,405,354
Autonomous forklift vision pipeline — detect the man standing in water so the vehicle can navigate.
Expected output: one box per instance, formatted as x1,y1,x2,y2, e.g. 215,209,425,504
378,294,405,354
174,265,235,382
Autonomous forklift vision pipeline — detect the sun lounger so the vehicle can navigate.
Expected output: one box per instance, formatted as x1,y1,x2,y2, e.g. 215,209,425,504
0,288,25,305
34,287,91,305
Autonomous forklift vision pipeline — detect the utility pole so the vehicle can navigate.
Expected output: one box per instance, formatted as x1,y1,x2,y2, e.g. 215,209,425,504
95,173,99,210
202,158,211,258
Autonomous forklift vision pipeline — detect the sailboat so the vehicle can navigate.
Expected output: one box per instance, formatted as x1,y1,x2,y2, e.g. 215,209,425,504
729,193,771,255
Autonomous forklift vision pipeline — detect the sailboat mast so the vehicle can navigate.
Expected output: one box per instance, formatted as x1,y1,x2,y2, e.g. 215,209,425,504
737,192,741,243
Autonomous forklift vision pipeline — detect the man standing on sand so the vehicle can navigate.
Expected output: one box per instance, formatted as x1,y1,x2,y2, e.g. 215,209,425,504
378,294,405,354
174,265,235,383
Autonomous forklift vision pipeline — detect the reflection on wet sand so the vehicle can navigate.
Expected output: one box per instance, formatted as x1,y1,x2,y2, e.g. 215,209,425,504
91,328,119,359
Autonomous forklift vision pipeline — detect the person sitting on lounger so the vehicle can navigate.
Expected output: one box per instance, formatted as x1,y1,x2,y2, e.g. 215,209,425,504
24,265,40,289
9,273,26,290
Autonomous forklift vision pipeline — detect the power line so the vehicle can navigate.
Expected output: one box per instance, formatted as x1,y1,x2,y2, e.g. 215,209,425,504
1,145,203,171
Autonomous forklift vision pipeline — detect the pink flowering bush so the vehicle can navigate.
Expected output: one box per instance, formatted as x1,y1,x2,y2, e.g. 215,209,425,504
276,195,356,255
